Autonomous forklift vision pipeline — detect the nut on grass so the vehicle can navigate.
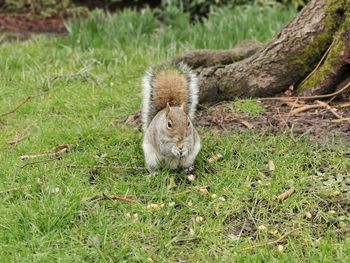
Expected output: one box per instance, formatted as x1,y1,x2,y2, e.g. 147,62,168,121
258,225,267,231
207,154,223,163
218,196,226,201
187,174,196,181
277,245,284,252
305,212,313,219
168,201,175,207
147,203,163,210
195,216,204,223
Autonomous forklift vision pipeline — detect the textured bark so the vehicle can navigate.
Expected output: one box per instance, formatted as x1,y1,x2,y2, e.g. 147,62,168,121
176,0,349,103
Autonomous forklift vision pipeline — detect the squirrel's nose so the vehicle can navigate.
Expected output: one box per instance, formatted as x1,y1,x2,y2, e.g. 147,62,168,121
177,143,184,151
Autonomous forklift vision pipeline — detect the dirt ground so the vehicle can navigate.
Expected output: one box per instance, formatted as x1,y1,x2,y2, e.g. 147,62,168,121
0,13,67,41
195,99,350,142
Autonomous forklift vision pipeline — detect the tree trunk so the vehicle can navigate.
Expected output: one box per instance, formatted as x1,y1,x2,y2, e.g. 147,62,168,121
174,0,350,103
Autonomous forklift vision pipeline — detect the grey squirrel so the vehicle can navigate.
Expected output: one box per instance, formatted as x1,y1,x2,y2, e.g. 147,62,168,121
141,62,201,171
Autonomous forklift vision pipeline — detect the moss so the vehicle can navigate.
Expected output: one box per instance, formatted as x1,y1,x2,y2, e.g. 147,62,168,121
295,0,349,93
298,5,350,92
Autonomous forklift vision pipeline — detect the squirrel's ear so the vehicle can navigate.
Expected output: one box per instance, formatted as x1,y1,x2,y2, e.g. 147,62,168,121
166,102,171,115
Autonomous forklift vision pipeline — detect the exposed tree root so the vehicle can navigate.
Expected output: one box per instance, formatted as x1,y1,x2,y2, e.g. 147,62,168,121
173,40,264,68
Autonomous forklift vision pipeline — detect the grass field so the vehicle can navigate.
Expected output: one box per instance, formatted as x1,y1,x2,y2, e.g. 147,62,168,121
1,5,350,262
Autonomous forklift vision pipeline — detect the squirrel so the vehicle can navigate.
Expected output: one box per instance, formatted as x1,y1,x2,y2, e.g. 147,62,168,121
141,62,201,171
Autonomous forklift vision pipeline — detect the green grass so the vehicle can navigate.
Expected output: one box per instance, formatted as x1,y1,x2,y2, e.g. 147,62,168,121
233,99,266,117
1,5,350,262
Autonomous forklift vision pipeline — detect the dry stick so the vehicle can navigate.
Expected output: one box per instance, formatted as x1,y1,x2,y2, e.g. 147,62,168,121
82,193,136,203
289,104,324,114
7,132,30,145
240,227,302,252
0,96,32,118
331,118,350,123
277,187,295,201
299,38,336,87
20,158,58,169
315,100,343,119
259,80,350,101
63,164,146,170
338,102,350,108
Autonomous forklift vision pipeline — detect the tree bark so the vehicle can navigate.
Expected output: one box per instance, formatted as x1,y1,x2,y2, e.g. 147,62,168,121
174,0,349,103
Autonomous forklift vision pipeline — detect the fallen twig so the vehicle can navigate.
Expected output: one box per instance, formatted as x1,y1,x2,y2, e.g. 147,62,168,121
0,96,32,118
63,164,146,170
315,100,342,119
338,102,350,108
277,187,295,201
82,193,136,203
289,104,324,114
240,227,302,252
20,158,58,169
20,144,70,160
7,132,30,145
331,118,350,123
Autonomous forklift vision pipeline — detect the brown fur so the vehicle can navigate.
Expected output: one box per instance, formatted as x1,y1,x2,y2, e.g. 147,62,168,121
165,107,189,147
153,70,188,113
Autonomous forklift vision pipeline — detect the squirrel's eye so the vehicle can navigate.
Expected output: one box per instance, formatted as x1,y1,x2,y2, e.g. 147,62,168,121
187,121,190,127
167,121,172,129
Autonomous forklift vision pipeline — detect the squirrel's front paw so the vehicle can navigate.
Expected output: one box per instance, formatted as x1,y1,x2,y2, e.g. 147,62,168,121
171,147,181,158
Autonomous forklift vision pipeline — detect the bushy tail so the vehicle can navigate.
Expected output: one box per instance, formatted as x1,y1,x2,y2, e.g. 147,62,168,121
141,62,198,131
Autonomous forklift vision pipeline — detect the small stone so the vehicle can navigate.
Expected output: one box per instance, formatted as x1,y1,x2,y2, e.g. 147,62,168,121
189,228,195,236
187,200,193,207
125,213,131,218
168,202,175,207
328,210,336,214
211,194,217,199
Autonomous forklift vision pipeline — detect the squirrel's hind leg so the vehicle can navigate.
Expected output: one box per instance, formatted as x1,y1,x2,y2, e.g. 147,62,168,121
143,142,160,171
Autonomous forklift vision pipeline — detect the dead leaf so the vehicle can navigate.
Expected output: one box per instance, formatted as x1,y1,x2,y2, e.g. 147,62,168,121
239,120,254,129
7,131,30,145
268,160,275,172
54,144,70,154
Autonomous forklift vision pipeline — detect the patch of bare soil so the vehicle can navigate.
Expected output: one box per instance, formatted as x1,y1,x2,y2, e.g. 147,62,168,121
195,99,350,143
0,13,67,40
